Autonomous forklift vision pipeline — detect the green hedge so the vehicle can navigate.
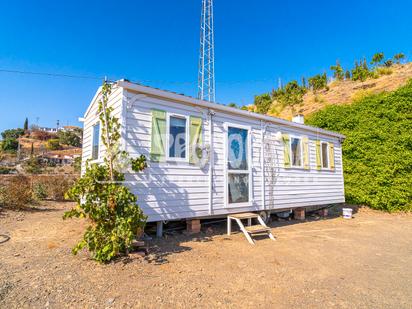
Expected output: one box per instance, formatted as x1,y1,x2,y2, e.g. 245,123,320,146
307,80,412,211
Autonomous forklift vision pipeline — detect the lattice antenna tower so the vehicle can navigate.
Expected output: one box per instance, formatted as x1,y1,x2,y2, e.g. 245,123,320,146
198,0,215,102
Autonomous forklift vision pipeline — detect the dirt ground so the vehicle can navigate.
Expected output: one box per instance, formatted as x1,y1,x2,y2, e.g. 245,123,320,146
0,202,411,309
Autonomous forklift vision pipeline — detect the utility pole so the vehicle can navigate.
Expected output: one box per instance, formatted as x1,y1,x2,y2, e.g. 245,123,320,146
198,0,215,102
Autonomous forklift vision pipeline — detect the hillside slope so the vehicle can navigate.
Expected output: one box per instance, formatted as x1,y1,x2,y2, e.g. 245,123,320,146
306,80,412,211
271,63,412,120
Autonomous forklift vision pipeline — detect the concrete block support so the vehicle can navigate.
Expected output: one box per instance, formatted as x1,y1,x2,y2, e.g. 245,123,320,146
319,208,328,217
294,208,305,220
186,219,201,234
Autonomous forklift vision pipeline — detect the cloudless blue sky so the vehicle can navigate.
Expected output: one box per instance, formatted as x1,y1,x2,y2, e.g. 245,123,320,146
0,0,411,133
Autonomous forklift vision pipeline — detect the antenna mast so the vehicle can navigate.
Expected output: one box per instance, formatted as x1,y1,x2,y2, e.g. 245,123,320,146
198,0,215,102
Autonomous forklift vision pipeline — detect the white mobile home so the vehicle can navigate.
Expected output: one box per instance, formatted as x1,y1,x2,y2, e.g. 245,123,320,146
82,80,345,223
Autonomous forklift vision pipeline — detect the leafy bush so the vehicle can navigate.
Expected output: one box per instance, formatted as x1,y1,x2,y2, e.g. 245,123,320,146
307,80,412,212
308,73,328,92
0,176,32,209
33,182,48,200
351,59,371,82
63,82,147,262
330,61,344,81
23,157,43,174
46,139,61,150
0,167,15,175
1,138,18,152
57,130,82,147
253,93,272,114
272,81,307,113
1,128,24,140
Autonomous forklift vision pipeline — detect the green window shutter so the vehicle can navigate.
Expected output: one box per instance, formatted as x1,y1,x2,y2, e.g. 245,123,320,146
329,142,335,171
150,109,166,162
189,116,203,164
302,136,310,170
315,140,321,170
282,134,291,168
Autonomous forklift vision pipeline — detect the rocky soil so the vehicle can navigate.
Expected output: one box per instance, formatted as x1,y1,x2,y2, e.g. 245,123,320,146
0,202,411,308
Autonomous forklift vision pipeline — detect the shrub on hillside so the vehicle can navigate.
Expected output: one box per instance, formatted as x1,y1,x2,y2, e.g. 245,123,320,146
307,80,412,212
1,138,18,152
34,176,77,201
57,130,82,147
46,139,61,150
1,128,24,140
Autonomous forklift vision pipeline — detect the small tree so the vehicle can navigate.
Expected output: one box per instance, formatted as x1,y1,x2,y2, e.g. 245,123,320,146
227,102,238,109
308,74,328,92
330,61,344,81
24,118,29,131
63,81,147,263
1,128,24,140
393,53,405,64
254,93,272,114
351,60,370,81
371,52,384,66
345,70,351,80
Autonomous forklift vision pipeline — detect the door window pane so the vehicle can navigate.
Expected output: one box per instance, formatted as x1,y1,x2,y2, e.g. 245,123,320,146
92,123,100,160
228,127,248,170
291,137,302,167
322,143,329,168
228,173,249,204
169,116,186,158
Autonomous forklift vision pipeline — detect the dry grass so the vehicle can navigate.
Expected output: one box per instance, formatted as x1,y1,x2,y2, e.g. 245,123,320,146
271,63,412,120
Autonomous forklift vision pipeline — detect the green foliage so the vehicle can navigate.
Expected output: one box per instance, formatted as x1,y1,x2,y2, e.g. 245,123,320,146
253,93,272,114
72,156,82,173
308,73,328,92
46,139,61,150
272,81,307,114
228,103,238,108
24,157,43,174
57,130,82,147
345,70,351,80
351,59,371,82
1,128,24,140
63,81,147,263
1,138,18,152
384,59,394,67
330,61,344,81
307,80,412,212
24,118,29,131
0,167,15,175
371,52,384,66
393,53,405,64
33,183,48,200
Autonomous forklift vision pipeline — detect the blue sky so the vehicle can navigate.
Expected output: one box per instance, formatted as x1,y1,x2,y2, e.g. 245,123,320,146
0,0,411,133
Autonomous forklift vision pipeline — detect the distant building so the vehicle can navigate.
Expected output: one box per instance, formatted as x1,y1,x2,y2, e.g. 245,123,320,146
38,127,58,133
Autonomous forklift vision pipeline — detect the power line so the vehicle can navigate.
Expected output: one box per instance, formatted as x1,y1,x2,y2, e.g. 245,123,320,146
0,68,103,80
0,67,279,86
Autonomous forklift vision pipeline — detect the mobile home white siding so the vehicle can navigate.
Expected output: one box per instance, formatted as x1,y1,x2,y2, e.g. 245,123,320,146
82,82,345,222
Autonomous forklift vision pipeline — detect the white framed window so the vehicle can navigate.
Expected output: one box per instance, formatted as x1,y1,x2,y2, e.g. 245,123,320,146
91,122,100,160
225,123,252,206
290,136,303,168
166,113,189,162
321,141,329,169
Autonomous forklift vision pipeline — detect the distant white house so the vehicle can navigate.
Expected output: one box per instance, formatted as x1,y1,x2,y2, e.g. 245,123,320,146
39,127,58,133
81,80,345,223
